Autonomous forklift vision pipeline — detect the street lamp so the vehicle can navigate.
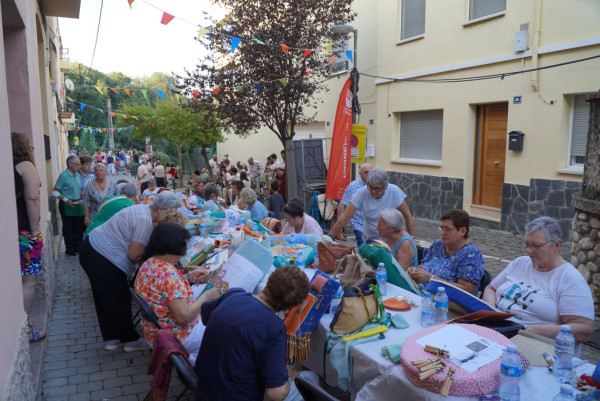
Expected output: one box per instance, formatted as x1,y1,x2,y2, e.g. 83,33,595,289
330,24,358,124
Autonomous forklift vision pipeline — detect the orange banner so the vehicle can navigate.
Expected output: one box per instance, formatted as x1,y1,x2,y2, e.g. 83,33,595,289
325,77,353,200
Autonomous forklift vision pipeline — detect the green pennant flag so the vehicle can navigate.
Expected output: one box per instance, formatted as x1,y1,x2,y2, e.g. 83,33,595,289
253,38,265,44
141,89,148,99
236,86,243,91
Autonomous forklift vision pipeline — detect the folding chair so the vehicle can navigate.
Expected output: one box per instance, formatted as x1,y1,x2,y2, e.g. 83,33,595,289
294,371,340,401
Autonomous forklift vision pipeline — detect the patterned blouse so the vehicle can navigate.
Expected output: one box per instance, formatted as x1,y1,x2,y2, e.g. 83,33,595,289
422,239,485,294
82,179,117,220
281,213,324,235
133,256,200,345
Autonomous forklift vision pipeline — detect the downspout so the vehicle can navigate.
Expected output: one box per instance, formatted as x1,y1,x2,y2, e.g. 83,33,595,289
530,0,543,92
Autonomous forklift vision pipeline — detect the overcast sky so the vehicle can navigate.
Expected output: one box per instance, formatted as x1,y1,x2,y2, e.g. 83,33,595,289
59,0,222,78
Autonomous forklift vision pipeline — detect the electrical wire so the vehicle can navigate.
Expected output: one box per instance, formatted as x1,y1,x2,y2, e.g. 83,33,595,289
88,0,104,70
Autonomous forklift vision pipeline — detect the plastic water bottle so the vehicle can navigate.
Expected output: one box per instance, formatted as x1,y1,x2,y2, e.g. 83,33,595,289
552,385,575,401
421,292,434,327
228,213,236,229
499,344,522,401
553,325,575,378
433,287,448,324
290,233,296,244
376,263,387,296
295,250,305,268
239,216,245,228
200,221,207,238
330,287,343,315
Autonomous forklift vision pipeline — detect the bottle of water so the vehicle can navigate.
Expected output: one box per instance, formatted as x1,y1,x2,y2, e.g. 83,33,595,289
228,213,236,229
433,287,448,324
239,216,245,228
200,221,207,238
295,250,305,268
330,287,343,315
376,263,387,296
552,384,575,401
289,233,296,245
499,344,522,401
421,292,434,327
553,325,575,378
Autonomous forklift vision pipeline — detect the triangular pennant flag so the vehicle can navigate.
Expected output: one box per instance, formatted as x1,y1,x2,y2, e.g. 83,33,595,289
346,50,353,63
122,115,128,119
78,126,82,131
193,89,200,99
257,83,263,93
253,38,265,44
110,87,118,94
280,44,291,52
325,43,333,51
231,37,241,53
60,88,64,97
175,93,180,101
328,55,337,64
304,71,311,76
157,89,164,99
196,27,209,41
212,88,220,95
80,103,85,112
152,123,155,128
278,78,288,88
132,116,139,120
128,0,134,8
94,85,103,94
303,49,313,58
161,12,175,25
67,96,74,102
236,86,243,92
96,107,103,112
124,88,131,97
109,112,115,117
141,89,147,99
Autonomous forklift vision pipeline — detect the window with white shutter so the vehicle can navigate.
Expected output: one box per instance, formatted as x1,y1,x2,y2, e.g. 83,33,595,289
399,109,443,161
401,0,426,40
469,0,506,20
570,94,592,166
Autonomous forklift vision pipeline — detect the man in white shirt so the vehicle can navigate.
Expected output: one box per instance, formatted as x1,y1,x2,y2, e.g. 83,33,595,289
154,161,166,187
247,157,262,192
209,155,220,179
137,158,151,194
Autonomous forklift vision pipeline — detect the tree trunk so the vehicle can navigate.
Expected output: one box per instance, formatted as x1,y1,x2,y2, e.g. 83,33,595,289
583,92,600,200
200,145,215,182
177,145,183,185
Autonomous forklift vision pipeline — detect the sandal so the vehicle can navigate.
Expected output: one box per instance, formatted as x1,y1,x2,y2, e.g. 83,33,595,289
29,328,47,343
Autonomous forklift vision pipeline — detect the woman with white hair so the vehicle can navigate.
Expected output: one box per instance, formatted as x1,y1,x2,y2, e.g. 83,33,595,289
82,163,118,225
377,208,418,271
241,187,269,220
483,217,593,345
79,191,182,352
84,182,138,238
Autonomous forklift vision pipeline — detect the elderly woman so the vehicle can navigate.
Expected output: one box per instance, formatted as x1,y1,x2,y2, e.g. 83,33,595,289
187,181,206,210
82,164,118,225
377,208,418,271
241,187,269,220
134,223,218,363
142,179,159,203
203,182,227,211
281,197,323,235
483,217,594,344
79,191,182,352
408,209,484,294
230,181,245,207
329,168,414,241
78,155,95,194
84,182,137,238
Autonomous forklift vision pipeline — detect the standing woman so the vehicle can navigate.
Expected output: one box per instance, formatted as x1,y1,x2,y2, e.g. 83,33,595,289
82,164,117,225
78,155,95,195
12,132,46,342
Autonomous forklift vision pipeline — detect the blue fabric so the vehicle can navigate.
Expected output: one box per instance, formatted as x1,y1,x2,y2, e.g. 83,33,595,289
422,240,485,294
341,178,365,231
353,229,364,247
390,234,419,268
267,193,284,220
311,191,328,229
195,289,288,401
250,200,269,220
425,279,495,313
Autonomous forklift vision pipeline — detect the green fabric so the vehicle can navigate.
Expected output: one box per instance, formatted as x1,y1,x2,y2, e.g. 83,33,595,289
55,170,81,200
381,344,403,364
84,196,134,238
359,243,421,295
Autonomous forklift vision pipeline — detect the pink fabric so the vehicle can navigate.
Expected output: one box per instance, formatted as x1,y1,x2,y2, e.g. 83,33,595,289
400,323,511,397
281,213,323,235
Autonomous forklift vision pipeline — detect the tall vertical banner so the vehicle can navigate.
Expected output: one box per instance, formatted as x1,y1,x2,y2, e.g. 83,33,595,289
326,78,353,199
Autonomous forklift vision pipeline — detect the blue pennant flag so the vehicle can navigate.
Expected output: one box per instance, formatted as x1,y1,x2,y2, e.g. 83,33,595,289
257,83,263,93
231,37,241,53
346,50,353,63
157,89,164,99
80,103,86,112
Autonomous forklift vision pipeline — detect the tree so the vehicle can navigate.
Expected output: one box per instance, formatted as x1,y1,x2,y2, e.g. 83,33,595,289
178,0,355,147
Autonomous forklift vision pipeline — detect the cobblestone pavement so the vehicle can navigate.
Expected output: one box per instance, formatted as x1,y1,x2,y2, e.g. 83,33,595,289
38,195,598,399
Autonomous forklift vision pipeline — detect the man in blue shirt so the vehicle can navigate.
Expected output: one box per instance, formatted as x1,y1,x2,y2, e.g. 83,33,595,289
52,155,83,255
338,163,372,246
194,267,309,401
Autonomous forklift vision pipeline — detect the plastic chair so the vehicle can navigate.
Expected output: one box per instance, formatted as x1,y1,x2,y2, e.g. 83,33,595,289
416,246,426,264
294,372,340,401
478,269,492,299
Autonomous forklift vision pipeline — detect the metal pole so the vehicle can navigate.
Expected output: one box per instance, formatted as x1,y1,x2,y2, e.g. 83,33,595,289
351,29,358,124
107,98,114,150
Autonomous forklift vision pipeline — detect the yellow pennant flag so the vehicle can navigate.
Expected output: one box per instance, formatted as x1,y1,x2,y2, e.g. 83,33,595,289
67,96,74,102
278,78,288,88
325,43,333,51
196,26,209,41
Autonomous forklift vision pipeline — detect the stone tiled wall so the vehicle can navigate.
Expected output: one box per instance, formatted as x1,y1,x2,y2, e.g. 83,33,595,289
571,205,600,315
388,172,463,220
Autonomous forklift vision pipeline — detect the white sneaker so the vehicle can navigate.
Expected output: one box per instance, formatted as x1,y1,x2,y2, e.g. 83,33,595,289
104,339,123,351
123,338,150,352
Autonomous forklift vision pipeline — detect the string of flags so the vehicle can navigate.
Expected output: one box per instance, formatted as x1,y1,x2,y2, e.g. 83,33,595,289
70,83,165,100
67,124,132,134
66,96,152,121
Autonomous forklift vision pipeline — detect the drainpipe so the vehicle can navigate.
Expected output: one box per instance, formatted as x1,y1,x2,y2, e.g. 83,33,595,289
530,0,543,92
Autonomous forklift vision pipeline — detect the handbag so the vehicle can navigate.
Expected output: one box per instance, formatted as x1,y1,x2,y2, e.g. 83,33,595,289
330,278,380,334
317,242,353,274
64,202,84,217
332,251,375,288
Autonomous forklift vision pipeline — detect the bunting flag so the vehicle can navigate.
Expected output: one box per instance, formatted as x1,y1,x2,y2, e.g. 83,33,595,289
231,37,241,53
157,89,164,99
124,88,131,97
278,78,288,88
328,55,337,64
325,43,333,51
80,104,85,112
152,123,155,127
257,83,263,93
94,85,104,94
196,26,209,41
109,112,116,117
121,114,128,119
304,71,311,76
303,49,313,58
128,0,134,8
254,38,265,44
280,44,291,52
212,88,220,95
141,89,148,99
346,50,353,63
193,89,200,98
161,12,175,25
67,96,74,102
236,86,243,91
110,87,118,93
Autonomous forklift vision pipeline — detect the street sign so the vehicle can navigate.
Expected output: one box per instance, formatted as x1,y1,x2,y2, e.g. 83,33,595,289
351,124,366,163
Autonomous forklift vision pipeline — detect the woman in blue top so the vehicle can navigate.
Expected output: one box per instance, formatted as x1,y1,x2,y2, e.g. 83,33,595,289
408,209,484,295
377,208,418,271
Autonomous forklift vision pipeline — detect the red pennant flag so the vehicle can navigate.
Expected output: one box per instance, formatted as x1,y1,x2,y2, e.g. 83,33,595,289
325,77,353,200
193,89,199,99
78,127,82,131
303,49,313,58
213,88,220,95
124,88,131,97
109,112,115,117
152,124,155,127
110,87,118,93
128,0,135,8
304,71,311,76
161,12,175,25
280,44,291,52
328,55,337,64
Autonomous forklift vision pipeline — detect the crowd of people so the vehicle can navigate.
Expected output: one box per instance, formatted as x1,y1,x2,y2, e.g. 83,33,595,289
14,140,594,400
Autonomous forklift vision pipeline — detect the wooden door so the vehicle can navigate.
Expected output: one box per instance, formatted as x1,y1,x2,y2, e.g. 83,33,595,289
473,103,508,208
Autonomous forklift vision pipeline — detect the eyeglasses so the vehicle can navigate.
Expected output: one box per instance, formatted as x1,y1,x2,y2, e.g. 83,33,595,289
438,226,459,233
368,185,384,192
523,240,554,250
283,216,293,222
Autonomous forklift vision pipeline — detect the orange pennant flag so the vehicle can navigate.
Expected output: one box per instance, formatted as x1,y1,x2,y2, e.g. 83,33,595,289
152,123,155,128
110,87,118,93
213,88,220,95
124,88,131,97
280,44,291,52
161,12,175,25
328,55,337,64
128,0,134,8
303,49,313,58
193,89,199,99
109,112,116,117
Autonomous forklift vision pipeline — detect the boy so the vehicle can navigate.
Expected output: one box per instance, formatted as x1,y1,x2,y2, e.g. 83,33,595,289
268,181,285,220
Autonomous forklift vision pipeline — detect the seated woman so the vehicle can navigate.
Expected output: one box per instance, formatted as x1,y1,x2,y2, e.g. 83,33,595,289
483,217,594,345
376,208,418,271
203,183,227,211
281,197,323,235
240,188,269,220
141,179,159,203
187,181,206,210
408,209,484,295
133,222,218,363
230,181,245,208
239,170,251,189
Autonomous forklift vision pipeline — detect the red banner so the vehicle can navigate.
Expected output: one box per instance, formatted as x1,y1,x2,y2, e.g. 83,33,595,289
326,78,353,199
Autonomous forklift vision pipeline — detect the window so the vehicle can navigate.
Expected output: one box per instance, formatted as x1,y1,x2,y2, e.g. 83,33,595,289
570,94,592,166
399,109,443,161
331,38,349,74
400,0,426,40
469,0,506,20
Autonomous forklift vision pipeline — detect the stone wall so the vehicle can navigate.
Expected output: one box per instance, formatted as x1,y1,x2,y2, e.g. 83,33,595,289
3,318,35,401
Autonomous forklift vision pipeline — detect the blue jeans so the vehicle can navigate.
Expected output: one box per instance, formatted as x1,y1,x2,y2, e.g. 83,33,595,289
354,229,364,247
